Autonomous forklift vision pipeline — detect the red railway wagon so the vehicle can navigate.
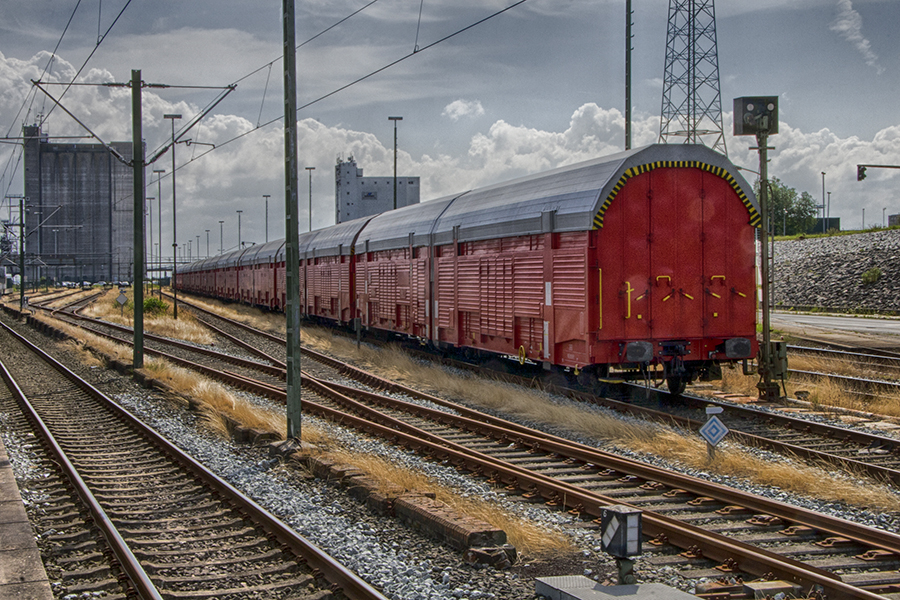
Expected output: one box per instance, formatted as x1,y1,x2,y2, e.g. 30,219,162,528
299,218,372,323
181,144,759,392
251,240,285,310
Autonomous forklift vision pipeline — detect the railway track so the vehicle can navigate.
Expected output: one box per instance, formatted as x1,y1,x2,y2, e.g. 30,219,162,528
153,294,900,489
16,295,900,594
786,344,900,400
146,313,900,597
0,318,387,600
29,301,288,393
788,335,900,361
24,292,900,490
119,297,900,596
299,374,900,597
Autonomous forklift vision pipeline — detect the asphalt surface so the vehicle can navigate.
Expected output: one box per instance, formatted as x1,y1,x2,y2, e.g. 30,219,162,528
771,311,900,352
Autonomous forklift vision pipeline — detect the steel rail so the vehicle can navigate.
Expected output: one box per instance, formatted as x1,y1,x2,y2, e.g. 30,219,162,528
0,340,162,599
78,325,287,396
313,374,900,557
32,306,287,380
40,294,898,595
789,344,900,366
126,330,889,598
165,295,900,486
0,319,388,600
291,375,886,598
789,367,900,390
163,292,286,344
788,335,900,360
383,341,900,486
49,290,104,317
185,313,287,368
29,288,85,307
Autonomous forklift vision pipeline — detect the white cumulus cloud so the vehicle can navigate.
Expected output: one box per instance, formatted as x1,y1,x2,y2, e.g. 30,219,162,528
441,99,485,121
830,0,883,75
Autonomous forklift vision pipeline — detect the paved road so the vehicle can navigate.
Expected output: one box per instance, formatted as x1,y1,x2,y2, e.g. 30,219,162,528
771,312,900,352
772,312,900,336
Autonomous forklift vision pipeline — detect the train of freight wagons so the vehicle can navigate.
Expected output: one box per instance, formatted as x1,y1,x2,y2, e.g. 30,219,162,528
178,144,759,394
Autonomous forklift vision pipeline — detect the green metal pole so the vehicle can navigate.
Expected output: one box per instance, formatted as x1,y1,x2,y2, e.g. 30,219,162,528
19,196,24,313
284,0,303,440
757,131,778,400
132,69,144,369
625,0,632,150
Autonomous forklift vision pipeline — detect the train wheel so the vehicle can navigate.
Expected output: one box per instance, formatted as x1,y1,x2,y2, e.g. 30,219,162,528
666,375,687,396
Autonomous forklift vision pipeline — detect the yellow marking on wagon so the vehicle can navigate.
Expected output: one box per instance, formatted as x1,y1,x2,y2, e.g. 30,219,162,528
593,160,759,229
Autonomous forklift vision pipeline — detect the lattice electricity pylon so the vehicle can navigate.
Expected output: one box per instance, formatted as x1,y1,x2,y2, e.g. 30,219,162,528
658,0,727,155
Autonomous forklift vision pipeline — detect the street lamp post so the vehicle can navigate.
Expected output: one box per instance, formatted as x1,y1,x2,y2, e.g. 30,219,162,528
263,194,271,242
164,113,182,319
305,167,315,231
153,168,165,298
821,171,826,234
147,196,154,294
195,235,200,260
52,229,58,284
205,229,210,258
236,210,243,248
826,191,831,232
219,220,224,254
884,207,887,228
388,116,402,210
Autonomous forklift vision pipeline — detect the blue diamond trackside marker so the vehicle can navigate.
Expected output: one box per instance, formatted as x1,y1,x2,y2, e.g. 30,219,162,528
699,415,729,447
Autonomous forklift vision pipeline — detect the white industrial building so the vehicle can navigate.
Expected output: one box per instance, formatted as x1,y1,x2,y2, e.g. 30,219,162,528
335,157,419,223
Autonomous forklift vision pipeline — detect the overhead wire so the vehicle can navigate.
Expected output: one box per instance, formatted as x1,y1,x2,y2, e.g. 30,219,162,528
39,0,134,125
1,0,85,212
7,0,530,213
231,0,382,88
167,0,531,173
1,0,131,203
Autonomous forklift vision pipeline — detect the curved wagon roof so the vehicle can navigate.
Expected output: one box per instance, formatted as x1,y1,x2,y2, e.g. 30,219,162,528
427,143,758,246
183,144,757,267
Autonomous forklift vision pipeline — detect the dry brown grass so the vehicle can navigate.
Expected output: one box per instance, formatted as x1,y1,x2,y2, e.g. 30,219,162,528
622,427,900,510
171,291,285,335
43,291,900,519
142,356,287,438
53,313,570,554
34,313,133,364
299,333,900,511
718,360,900,419
323,447,574,558
43,289,97,309
84,288,214,345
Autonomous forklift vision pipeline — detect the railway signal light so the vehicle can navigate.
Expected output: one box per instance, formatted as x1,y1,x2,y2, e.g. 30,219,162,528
857,165,867,181
600,505,642,585
733,96,778,136
600,505,642,558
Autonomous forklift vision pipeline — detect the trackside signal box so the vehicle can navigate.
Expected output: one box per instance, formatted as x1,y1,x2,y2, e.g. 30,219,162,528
734,96,778,135
600,505,642,558
770,340,788,378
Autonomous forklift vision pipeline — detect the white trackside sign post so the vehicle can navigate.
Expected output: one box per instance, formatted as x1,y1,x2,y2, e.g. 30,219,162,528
700,406,728,461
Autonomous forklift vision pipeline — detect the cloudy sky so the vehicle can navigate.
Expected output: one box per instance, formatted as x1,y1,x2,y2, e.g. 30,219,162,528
2,0,899,257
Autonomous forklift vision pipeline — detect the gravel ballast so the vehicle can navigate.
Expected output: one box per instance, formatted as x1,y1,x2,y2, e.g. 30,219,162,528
2,309,900,599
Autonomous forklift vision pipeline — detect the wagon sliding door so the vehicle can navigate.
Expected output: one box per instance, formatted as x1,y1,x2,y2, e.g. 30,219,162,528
700,173,756,339
647,167,704,341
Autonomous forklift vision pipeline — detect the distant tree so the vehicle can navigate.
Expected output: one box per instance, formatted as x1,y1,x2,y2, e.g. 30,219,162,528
754,177,817,235
793,191,818,234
